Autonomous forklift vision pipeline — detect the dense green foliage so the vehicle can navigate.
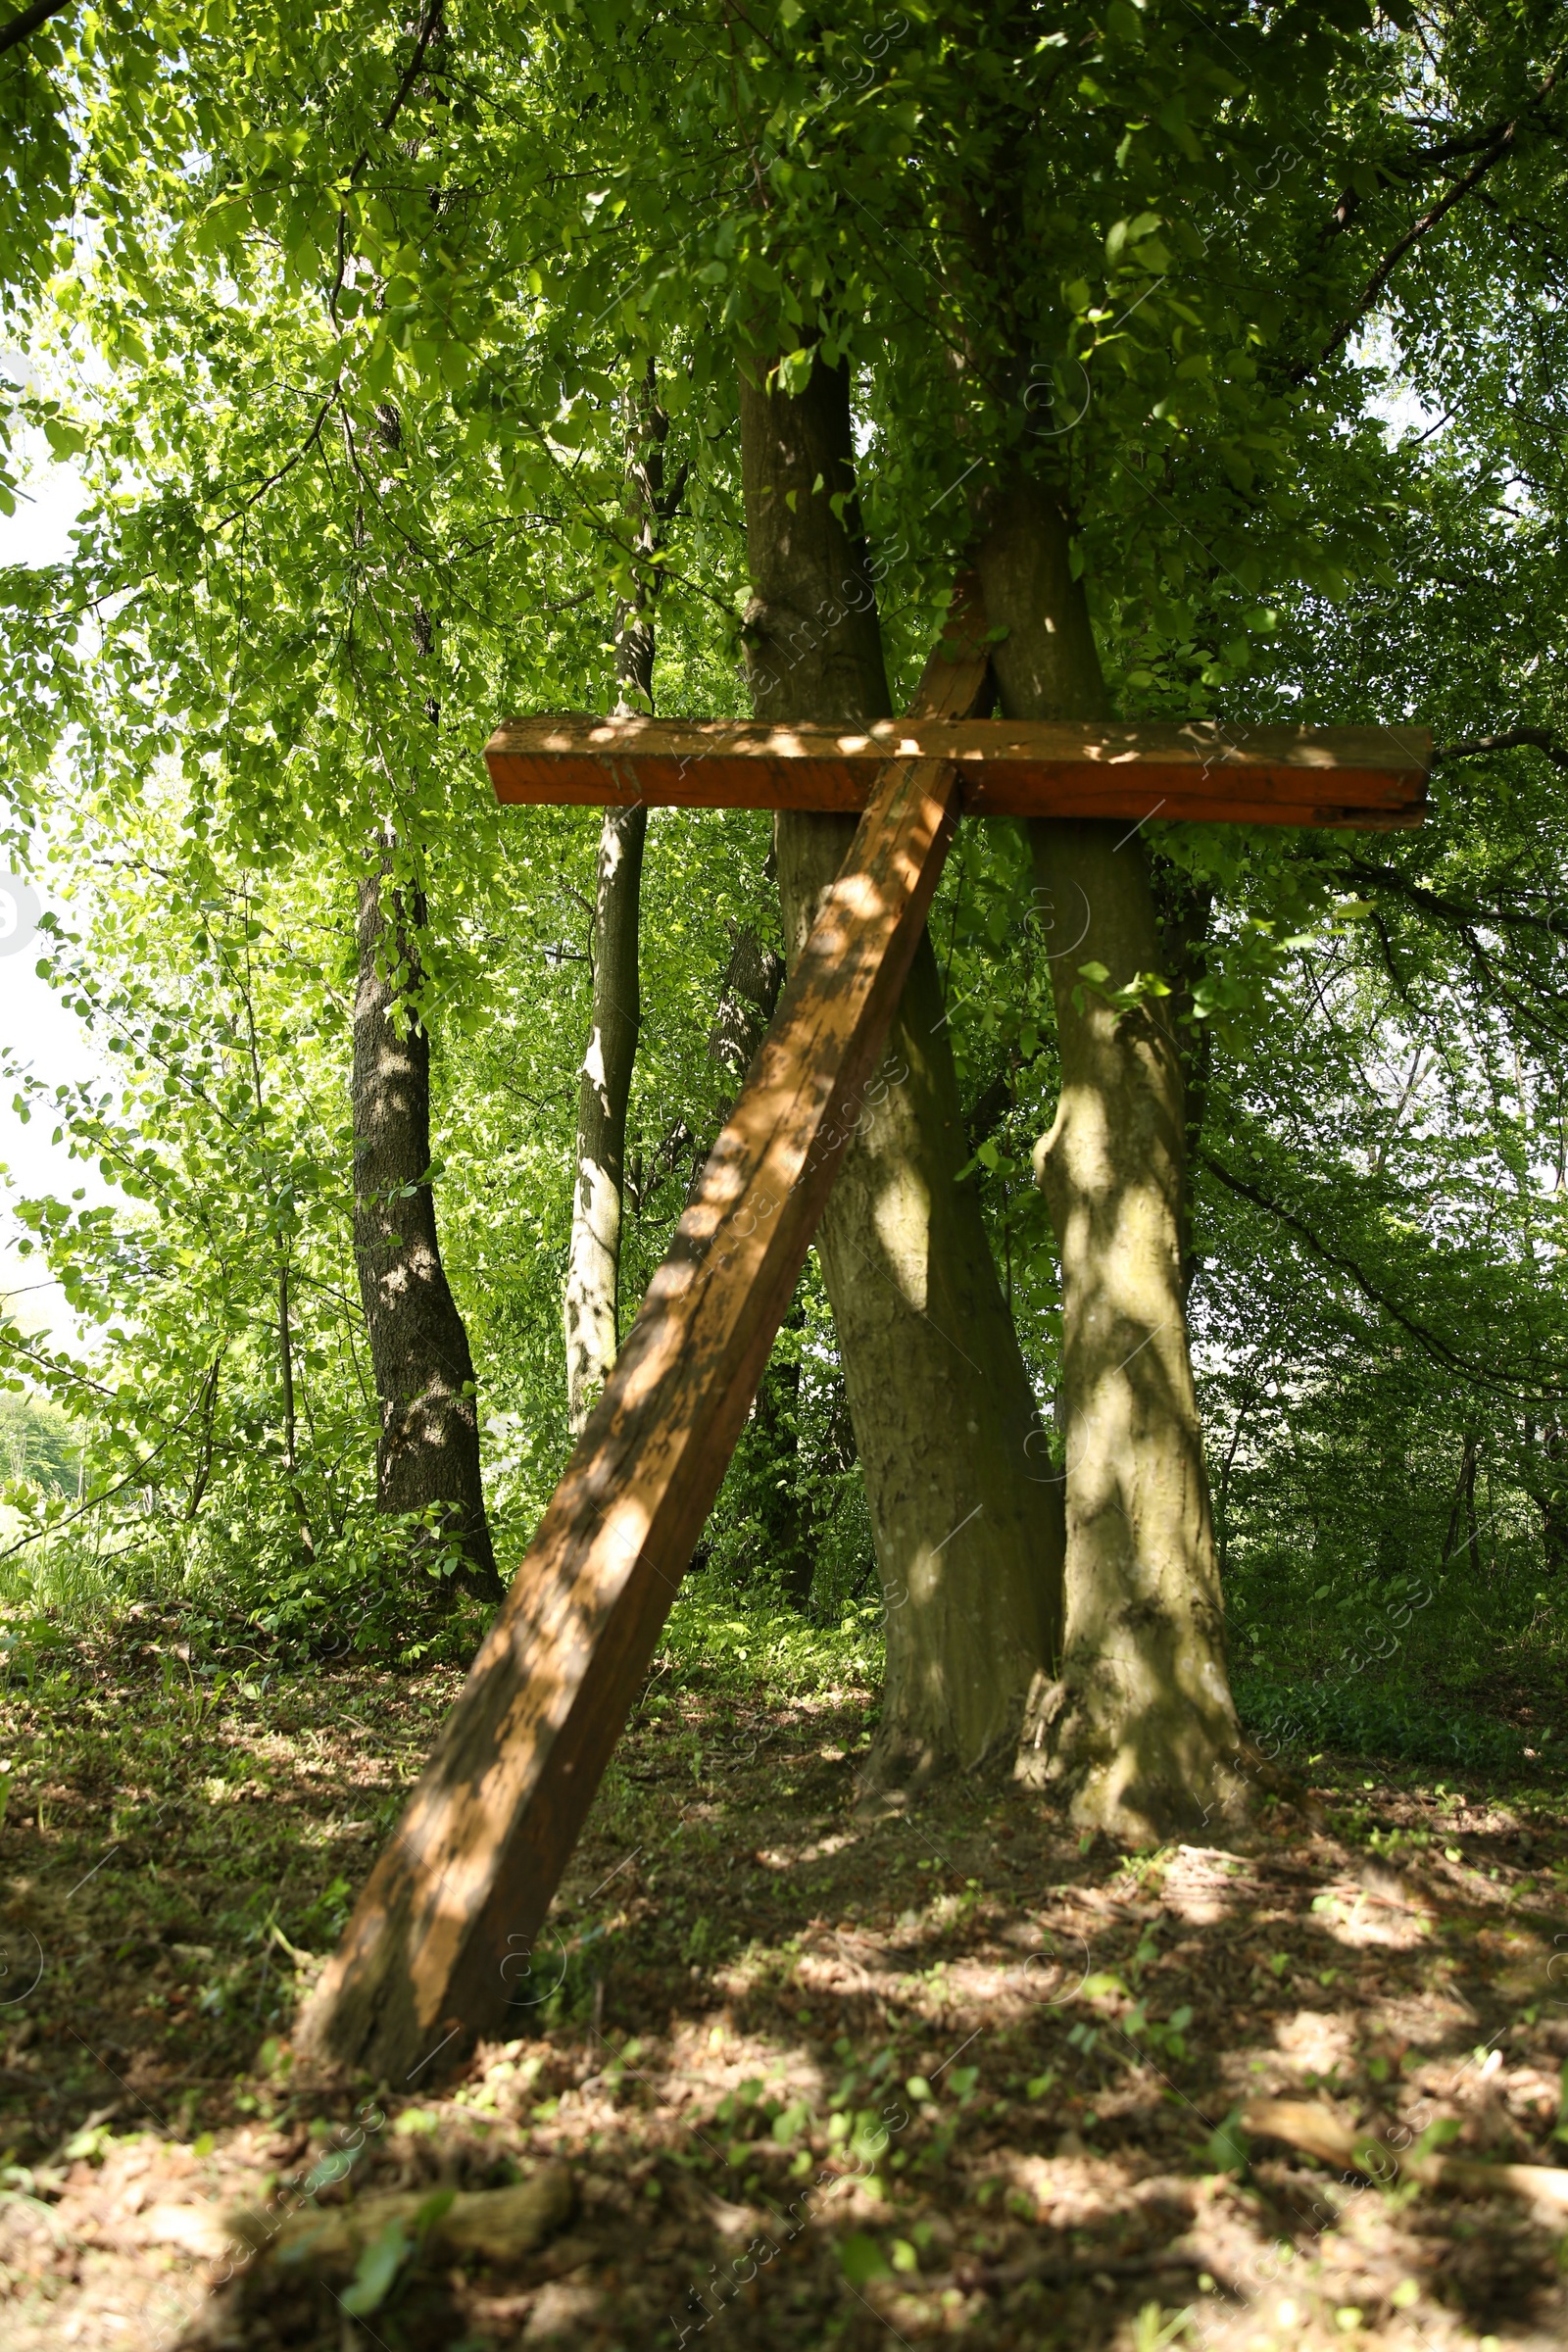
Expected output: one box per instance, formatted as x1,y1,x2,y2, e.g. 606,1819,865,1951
0,0,1565,1768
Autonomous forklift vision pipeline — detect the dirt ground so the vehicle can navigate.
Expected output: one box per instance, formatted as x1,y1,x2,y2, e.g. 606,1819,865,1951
2,1639,1567,2350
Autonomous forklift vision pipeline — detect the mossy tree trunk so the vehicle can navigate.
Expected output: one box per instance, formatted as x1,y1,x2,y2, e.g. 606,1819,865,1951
738,358,1063,1789
976,479,1245,1840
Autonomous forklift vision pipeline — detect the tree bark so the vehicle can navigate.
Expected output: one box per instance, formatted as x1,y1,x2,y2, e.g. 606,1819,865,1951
1518,1418,1566,1572
233,919,316,1555
353,858,503,1604
563,362,680,1435
749,1301,813,1607
739,356,1063,1788
1462,1429,1482,1573
1155,878,1214,1300
564,807,647,1433
975,477,1245,1842
277,1251,316,1558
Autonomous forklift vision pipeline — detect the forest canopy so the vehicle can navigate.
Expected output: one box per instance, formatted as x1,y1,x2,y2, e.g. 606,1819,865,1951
0,0,1562,1772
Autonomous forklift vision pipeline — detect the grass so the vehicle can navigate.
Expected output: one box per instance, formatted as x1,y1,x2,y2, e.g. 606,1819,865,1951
1227,1545,1568,1784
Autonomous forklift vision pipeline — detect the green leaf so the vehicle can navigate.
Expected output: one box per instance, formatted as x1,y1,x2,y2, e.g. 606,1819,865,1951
839,2232,893,2285
1202,2107,1249,2175
340,2218,410,2316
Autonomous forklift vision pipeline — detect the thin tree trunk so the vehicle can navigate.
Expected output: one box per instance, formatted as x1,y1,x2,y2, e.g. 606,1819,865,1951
1462,1430,1482,1573
975,478,1244,1841
185,1349,223,1522
1215,1380,1258,1582
752,1298,812,1606
353,859,503,1604
564,807,647,1433
277,1253,316,1557
1519,1418,1567,1572
710,926,808,1608
709,928,812,1604
563,361,683,1435
1442,1426,1481,1567
738,355,1063,1789
1157,879,1214,1301
1544,1422,1568,1571
279,1255,297,1474
680,920,787,1209
233,917,315,1556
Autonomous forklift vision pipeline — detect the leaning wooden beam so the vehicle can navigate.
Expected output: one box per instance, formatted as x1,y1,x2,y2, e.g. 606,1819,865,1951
485,714,1432,830
294,594,993,2083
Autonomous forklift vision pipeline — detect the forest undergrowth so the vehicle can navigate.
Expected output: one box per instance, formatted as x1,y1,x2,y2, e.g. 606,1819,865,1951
1,1587,1567,2351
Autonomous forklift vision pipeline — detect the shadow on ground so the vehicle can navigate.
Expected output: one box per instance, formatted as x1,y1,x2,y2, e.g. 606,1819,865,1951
1,1641,1566,2348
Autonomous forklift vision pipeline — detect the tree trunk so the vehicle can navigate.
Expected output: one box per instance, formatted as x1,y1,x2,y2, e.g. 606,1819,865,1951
1519,1419,1567,1572
1544,1423,1568,1571
751,1306,812,1607
1442,1431,1473,1568
234,923,316,1556
738,355,1063,1789
1462,1430,1482,1573
975,478,1245,1842
353,858,503,1604
1155,878,1214,1300
278,1252,316,1558
564,806,647,1434
563,362,680,1435
1214,1376,1259,1583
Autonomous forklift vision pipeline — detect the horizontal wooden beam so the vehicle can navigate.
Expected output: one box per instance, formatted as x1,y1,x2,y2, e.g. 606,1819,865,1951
294,596,994,2084
486,714,1431,831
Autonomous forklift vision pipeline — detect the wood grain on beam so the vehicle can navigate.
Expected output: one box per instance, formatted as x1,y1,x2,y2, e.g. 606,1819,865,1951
485,714,1431,830
294,593,994,2083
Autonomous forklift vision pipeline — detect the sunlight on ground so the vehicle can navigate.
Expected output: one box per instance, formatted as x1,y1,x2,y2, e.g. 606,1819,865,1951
0,1634,1563,2348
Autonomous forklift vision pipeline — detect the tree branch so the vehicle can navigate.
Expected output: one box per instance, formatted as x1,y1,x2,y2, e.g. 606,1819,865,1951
325,0,447,314
1387,114,1540,173
210,395,333,531
1435,725,1568,771
1338,851,1568,942
1317,53,1564,363
373,0,446,146
1201,1152,1568,1399
0,0,71,61
1320,127,1521,362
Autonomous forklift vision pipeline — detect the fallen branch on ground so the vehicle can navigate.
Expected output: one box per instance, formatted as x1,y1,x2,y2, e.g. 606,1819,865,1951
229,2160,575,2275
1243,2098,1568,2213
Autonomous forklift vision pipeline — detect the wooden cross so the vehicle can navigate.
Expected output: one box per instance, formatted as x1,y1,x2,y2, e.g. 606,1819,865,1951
487,712,1428,828
297,586,1430,2082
